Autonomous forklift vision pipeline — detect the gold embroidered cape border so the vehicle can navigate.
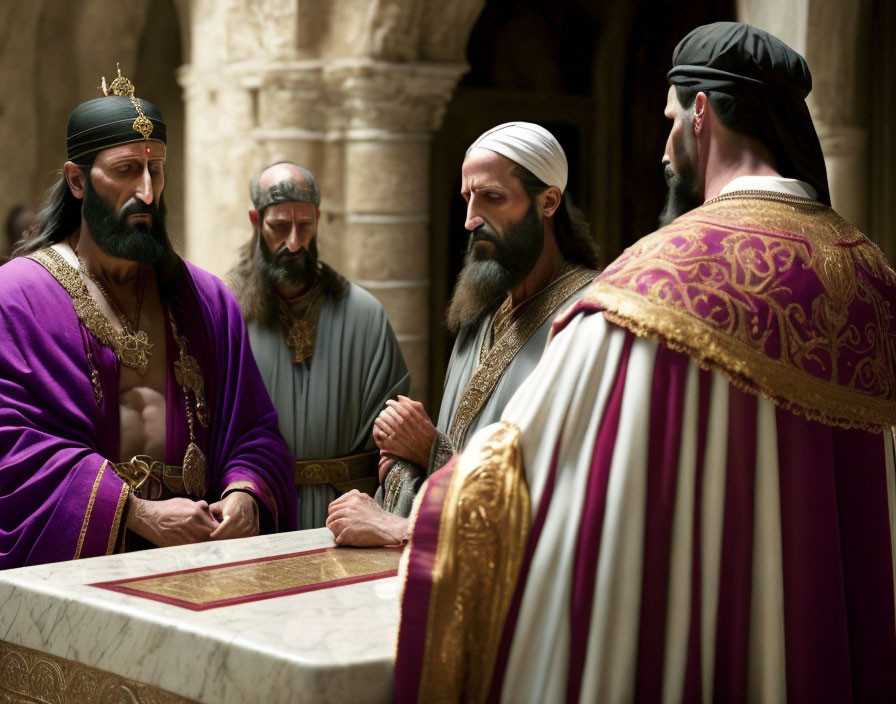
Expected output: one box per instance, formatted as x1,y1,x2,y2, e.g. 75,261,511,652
580,193,896,431
448,265,596,444
414,421,530,703
588,284,896,432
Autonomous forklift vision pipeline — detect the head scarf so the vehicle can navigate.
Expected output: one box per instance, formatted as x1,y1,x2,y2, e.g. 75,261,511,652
468,122,568,193
67,96,166,162
668,21,830,205
251,164,321,212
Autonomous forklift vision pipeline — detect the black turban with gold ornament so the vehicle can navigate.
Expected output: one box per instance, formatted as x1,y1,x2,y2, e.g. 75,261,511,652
66,70,166,162
668,22,830,205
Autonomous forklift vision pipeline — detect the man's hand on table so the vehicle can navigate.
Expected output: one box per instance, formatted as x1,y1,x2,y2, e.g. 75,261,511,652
126,496,220,547
209,491,259,540
326,490,409,547
372,395,437,467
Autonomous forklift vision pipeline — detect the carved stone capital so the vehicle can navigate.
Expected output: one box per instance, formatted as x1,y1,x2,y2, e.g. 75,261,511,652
323,60,468,133
419,0,486,61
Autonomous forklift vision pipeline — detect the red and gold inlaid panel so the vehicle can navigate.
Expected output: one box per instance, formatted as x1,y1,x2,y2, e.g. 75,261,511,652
91,546,402,611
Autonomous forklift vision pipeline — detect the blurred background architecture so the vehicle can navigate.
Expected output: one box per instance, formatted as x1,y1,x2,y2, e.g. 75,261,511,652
1,0,892,408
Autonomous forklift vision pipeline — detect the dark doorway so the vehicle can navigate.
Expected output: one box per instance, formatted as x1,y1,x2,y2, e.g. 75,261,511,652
428,0,734,411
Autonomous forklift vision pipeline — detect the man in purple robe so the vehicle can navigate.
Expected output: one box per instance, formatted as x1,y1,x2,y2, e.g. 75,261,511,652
0,66,296,569
395,23,896,702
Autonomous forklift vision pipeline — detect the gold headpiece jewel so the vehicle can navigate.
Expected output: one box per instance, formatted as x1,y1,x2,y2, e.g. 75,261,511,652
99,63,153,141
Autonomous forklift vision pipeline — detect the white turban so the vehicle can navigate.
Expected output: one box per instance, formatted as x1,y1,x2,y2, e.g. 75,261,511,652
468,121,568,194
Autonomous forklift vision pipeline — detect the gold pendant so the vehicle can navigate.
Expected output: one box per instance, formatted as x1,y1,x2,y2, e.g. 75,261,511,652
183,441,207,497
116,330,154,373
285,317,315,364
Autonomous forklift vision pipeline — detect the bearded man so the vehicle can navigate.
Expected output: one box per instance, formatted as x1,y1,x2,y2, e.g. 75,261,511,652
227,162,410,529
0,69,296,569
395,24,896,702
327,122,599,546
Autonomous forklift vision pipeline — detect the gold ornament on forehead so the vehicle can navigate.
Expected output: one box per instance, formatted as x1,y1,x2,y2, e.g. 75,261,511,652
99,63,154,141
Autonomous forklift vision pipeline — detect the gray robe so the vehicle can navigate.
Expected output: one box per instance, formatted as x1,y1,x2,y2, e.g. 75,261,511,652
379,266,596,515
249,283,410,528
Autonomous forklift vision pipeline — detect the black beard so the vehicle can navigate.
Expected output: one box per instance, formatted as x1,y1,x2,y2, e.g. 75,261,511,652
445,201,543,332
82,178,170,264
659,162,702,227
258,233,319,288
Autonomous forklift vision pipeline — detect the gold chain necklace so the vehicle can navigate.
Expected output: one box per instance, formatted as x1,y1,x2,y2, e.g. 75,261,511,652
77,257,148,333
72,253,155,373
170,313,209,497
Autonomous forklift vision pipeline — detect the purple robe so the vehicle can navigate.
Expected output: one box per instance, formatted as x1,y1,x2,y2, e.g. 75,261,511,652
0,253,297,569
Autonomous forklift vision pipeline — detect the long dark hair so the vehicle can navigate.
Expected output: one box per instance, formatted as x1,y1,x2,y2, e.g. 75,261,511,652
12,161,93,257
512,164,601,270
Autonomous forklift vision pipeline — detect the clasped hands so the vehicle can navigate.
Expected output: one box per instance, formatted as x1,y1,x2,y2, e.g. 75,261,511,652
126,490,259,548
372,395,438,474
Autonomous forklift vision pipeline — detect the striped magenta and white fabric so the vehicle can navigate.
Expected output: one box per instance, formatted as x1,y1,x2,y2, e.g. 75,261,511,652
489,312,896,703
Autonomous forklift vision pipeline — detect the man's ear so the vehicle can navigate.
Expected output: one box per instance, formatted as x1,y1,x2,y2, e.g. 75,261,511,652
693,92,708,136
249,209,260,228
542,185,562,218
63,162,86,199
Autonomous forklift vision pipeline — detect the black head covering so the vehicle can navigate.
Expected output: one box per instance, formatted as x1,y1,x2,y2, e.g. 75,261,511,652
66,95,166,162
667,21,830,205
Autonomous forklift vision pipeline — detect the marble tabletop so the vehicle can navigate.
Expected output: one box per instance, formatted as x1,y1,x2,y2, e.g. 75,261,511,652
0,528,401,703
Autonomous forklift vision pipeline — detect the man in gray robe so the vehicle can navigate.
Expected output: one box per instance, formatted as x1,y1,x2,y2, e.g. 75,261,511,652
228,162,410,528
327,122,599,545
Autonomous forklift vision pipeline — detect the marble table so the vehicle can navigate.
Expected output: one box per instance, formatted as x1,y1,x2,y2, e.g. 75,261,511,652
0,528,402,703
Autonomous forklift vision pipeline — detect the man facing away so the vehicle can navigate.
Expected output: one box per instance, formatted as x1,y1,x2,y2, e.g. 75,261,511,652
395,23,896,702
228,162,409,529
327,122,600,546
0,67,296,569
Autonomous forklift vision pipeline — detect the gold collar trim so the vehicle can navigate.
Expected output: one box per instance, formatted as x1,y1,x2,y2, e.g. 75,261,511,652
448,264,596,444
28,248,154,373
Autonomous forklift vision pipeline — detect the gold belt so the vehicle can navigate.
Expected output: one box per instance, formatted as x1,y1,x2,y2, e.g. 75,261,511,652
112,455,189,500
294,450,380,497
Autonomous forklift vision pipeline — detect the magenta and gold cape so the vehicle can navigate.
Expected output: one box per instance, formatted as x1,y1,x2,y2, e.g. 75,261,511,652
395,193,896,702
0,252,297,569
562,192,896,430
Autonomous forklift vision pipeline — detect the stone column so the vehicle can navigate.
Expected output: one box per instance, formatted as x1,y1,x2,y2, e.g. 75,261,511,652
737,0,871,233
325,60,467,401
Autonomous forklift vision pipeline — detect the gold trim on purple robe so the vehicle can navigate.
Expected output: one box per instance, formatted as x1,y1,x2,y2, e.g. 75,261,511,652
74,460,109,560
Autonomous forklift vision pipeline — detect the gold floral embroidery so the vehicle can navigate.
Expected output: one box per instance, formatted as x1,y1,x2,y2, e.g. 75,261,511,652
416,421,530,703
587,193,896,430
449,265,596,445
0,640,194,703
